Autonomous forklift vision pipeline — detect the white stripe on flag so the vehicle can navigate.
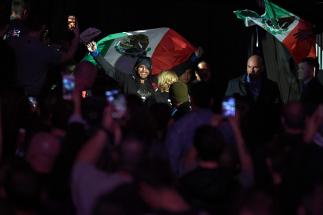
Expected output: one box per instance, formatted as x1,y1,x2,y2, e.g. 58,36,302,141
247,17,299,42
103,28,169,73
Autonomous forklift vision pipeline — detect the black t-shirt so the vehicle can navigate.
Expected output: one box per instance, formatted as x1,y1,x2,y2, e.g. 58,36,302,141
0,39,16,88
179,167,240,215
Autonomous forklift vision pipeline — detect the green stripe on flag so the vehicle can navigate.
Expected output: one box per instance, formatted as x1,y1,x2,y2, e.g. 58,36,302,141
234,0,299,35
83,32,128,65
263,0,293,19
262,0,295,28
234,0,315,64
234,10,259,20
263,0,278,27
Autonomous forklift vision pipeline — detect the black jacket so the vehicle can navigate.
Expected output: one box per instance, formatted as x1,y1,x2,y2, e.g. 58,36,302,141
94,55,156,100
301,78,323,105
225,74,281,106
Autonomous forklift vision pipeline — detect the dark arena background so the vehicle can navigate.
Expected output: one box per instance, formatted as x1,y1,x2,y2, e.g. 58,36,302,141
48,0,323,95
1,0,323,214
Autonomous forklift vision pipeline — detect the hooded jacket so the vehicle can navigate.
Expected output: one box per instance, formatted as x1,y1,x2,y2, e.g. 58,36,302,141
94,55,156,100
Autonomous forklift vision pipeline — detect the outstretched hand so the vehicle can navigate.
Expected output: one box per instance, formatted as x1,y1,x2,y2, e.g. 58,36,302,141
86,41,97,52
102,105,122,145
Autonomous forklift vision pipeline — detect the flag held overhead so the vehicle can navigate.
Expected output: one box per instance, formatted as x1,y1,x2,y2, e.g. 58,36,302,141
234,0,316,63
83,27,197,75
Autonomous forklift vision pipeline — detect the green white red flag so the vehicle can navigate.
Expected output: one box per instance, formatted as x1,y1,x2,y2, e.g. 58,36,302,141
234,0,316,63
84,27,197,75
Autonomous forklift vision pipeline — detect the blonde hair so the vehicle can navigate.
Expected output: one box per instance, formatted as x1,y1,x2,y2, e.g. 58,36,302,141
158,71,179,93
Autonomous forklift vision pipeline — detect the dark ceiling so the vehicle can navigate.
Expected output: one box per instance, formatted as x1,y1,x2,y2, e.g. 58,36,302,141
272,0,323,25
2,0,321,95
44,0,323,93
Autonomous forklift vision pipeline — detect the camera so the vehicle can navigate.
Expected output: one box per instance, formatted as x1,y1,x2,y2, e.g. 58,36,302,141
222,97,236,117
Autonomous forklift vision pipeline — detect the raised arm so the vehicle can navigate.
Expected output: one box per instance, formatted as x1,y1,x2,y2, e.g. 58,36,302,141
76,104,122,163
60,17,80,64
86,41,127,84
227,114,254,188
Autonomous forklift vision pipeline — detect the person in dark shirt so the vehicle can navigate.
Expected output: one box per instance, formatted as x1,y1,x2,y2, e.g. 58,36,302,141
168,81,191,121
225,54,281,106
225,55,282,175
297,57,323,107
86,41,156,102
7,11,80,98
154,70,178,105
179,125,240,215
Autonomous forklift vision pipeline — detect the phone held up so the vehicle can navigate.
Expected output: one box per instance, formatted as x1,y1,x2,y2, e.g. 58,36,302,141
222,96,236,118
27,96,38,113
62,74,75,100
67,15,76,30
105,89,127,119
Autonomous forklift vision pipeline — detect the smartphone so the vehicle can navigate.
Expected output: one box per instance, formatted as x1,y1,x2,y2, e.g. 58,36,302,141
81,90,92,98
62,74,75,100
222,97,236,117
105,90,127,119
28,96,37,108
28,96,38,112
67,15,76,30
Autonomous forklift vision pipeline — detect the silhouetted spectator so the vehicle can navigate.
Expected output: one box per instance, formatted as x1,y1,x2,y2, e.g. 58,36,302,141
169,81,191,121
7,10,79,98
297,57,323,109
179,125,240,215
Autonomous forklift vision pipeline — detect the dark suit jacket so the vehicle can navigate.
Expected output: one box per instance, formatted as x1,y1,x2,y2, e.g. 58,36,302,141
301,78,323,105
225,75,281,106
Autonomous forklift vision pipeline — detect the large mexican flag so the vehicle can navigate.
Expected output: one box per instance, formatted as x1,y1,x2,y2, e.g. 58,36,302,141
234,0,315,63
83,27,197,75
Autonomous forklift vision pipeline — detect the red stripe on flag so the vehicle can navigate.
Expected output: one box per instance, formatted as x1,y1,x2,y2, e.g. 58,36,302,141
151,29,197,75
282,20,316,64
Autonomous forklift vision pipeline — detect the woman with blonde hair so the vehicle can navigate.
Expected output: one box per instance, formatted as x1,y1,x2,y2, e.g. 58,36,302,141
155,70,178,105
158,71,178,92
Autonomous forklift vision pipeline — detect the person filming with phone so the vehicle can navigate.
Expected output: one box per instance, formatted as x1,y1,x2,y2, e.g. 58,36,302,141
7,10,80,100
